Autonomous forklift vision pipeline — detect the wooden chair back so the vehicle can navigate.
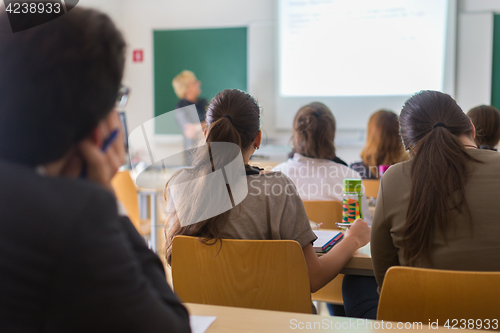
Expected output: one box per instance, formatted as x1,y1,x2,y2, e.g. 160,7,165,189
302,200,344,306
302,200,342,230
111,171,141,232
378,266,500,329
362,179,380,198
171,235,312,313
311,274,344,305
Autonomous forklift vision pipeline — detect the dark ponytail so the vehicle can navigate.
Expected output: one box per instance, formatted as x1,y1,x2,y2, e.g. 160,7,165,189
399,90,480,266
205,89,260,147
205,116,241,147
291,102,336,160
165,89,261,264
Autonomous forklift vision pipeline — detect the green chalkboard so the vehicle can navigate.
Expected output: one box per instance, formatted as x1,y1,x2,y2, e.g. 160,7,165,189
153,27,247,134
492,15,500,109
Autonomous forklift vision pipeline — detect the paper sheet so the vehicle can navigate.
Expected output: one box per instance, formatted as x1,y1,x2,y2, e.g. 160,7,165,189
190,315,217,333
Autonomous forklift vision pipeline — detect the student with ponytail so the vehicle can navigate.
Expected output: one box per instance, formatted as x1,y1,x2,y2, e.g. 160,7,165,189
371,90,500,290
274,102,375,318
273,102,371,223
164,89,370,300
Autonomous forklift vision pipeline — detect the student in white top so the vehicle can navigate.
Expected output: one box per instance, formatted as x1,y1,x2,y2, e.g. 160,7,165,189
273,102,377,318
273,102,372,223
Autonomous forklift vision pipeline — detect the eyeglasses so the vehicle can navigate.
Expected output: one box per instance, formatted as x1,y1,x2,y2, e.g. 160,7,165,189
116,85,130,109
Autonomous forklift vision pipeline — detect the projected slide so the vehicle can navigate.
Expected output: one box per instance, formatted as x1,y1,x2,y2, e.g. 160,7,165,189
279,0,449,96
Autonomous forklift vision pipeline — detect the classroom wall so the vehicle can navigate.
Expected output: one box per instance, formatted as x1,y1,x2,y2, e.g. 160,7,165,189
78,0,500,165
121,0,275,164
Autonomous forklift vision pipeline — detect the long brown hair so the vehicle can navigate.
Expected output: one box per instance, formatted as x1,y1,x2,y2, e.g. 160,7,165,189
291,102,336,159
360,110,407,177
399,90,480,266
164,89,261,264
467,105,500,150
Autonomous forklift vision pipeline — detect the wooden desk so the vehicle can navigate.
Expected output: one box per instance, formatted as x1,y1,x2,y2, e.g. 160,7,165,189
342,243,373,276
185,303,480,333
318,240,373,276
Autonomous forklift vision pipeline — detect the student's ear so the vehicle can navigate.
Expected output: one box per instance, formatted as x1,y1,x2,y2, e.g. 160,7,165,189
254,130,262,149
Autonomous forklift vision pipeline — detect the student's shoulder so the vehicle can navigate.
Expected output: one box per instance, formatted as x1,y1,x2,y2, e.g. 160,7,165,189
328,160,364,177
271,160,292,171
332,156,348,166
469,148,500,163
249,170,295,185
467,149,500,177
379,161,411,187
251,169,287,178
0,164,118,247
0,162,115,212
349,161,364,168
41,176,117,225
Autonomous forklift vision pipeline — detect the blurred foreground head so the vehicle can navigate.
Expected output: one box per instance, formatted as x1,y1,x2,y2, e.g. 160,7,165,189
0,3,125,166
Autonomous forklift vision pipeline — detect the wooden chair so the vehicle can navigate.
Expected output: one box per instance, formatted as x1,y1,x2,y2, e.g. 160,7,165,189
362,179,380,199
310,274,344,306
302,200,344,308
302,200,342,230
171,235,312,313
111,171,150,235
378,266,500,329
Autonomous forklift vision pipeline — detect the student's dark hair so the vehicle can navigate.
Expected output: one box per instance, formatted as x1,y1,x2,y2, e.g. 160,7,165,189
203,89,261,151
0,5,126,166
467,105,500,150
399,90,480,266
165,89,261,264
291,102,336,160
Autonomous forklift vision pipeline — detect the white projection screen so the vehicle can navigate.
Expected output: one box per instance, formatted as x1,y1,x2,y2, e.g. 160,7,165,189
276,0,456,130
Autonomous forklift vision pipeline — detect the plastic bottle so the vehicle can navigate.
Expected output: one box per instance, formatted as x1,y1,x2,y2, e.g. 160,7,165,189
342,178,364,223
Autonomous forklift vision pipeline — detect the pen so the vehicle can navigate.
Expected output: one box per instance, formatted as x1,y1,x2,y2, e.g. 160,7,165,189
335,222,352,228
101,129,119,152
80,129,120,178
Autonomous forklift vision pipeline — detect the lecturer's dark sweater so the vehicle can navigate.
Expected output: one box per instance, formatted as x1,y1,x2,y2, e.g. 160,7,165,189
0,161,190,333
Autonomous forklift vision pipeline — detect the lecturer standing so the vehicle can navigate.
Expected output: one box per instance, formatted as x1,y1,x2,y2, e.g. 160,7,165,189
172,70,207,165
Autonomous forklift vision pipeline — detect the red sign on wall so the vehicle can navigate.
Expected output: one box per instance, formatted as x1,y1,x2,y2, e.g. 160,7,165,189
133,50,144,63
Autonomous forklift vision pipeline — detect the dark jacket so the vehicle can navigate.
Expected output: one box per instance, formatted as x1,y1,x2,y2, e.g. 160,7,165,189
0,161,190,332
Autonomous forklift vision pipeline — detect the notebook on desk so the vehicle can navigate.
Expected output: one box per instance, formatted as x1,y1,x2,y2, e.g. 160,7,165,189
313,230,343,253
